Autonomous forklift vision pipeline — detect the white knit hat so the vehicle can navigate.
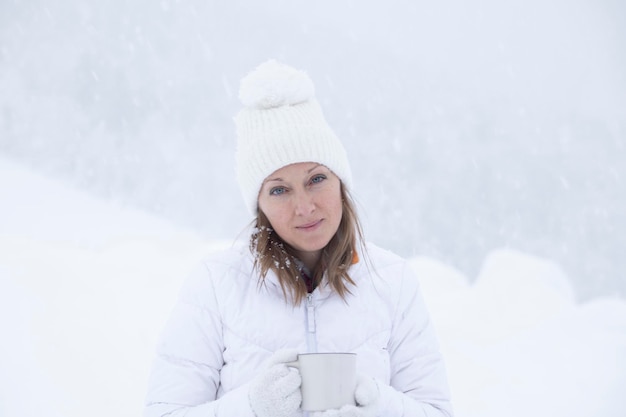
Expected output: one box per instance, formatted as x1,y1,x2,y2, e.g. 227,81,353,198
235,60,352,214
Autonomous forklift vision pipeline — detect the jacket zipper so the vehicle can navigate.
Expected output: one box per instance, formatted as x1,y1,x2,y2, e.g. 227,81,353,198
305,293,317,353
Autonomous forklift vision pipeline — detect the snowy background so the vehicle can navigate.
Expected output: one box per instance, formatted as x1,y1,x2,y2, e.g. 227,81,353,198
1,0,625,416
2,155,625,416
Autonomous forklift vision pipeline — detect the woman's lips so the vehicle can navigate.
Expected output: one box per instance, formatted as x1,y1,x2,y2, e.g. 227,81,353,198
297,220,323,230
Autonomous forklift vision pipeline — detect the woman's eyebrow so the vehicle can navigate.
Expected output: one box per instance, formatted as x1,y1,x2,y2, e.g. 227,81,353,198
307,163,323,173
265,165,324,183
263,164,324,184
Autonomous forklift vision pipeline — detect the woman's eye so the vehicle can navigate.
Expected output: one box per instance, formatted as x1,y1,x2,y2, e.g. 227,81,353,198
269,186,287,196
310,174,327,184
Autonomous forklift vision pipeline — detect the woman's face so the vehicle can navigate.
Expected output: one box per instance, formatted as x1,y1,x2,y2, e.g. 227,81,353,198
258,162,343,268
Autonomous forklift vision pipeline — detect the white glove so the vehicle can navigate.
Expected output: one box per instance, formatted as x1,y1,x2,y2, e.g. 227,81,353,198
249,349,302,417
312,375,380,417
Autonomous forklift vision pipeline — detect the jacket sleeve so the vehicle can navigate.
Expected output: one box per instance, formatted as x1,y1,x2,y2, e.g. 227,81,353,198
143,262,256,417
378,261,454,417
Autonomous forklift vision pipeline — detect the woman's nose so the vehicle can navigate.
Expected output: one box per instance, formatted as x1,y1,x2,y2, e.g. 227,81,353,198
293,191,315,216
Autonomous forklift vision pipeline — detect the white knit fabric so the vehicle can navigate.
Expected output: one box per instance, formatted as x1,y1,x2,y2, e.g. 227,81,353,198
249,349,302,417
234,60,352,213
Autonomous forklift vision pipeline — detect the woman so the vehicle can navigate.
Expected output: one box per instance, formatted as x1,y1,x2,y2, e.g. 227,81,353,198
144,60,453,417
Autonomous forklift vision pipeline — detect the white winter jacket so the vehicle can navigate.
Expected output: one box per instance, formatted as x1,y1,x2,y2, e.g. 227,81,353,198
144,242,453,417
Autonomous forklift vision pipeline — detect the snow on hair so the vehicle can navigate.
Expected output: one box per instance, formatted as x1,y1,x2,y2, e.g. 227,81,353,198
238,59,315,109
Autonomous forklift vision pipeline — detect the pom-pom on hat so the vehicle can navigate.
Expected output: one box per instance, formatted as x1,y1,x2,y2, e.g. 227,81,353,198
235,60,352,214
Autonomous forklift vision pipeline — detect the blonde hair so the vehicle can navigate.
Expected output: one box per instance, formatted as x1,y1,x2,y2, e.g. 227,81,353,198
250,184,365,305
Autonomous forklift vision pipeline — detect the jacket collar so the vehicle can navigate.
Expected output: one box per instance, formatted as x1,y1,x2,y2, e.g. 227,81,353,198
256,246,362,301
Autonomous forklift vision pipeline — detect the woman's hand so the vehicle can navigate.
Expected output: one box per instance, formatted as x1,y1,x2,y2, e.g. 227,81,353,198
249,349,302,417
